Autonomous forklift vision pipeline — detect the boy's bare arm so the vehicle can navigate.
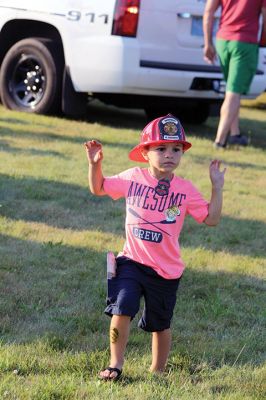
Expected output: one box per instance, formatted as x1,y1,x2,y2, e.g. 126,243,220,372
84,140,106,196
204,159,226,226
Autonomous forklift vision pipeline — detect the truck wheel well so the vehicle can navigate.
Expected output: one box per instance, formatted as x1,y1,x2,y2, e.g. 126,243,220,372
0,19,64,66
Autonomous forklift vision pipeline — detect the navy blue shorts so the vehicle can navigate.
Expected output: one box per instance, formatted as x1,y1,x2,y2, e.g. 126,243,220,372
105,256,181,332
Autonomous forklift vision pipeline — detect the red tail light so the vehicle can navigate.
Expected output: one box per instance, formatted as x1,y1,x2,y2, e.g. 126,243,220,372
112,0,141,37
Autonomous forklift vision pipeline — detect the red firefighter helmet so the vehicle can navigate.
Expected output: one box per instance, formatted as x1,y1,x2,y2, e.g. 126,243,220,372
129,114,192,162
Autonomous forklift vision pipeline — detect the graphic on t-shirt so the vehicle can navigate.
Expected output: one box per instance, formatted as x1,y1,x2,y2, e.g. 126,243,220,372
155,178,170,196
128,207,171,236
165,205,181,221
132,227,163,243
127,181,187,213
128,205,179,243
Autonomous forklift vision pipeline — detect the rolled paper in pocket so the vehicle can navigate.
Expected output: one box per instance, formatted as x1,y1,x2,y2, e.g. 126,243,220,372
107,251,117,279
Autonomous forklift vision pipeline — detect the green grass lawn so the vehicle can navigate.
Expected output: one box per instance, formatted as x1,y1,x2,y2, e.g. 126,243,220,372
0,104,265,399
241,91,266,109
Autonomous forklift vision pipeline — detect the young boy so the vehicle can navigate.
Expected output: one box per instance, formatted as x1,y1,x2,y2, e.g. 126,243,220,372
84,114,226,380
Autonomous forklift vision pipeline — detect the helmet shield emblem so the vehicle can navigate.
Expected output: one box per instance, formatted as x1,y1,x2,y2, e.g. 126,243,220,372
158,117,183,141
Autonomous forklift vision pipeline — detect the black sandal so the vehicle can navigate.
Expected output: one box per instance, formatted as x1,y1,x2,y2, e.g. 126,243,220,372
99,367,122,381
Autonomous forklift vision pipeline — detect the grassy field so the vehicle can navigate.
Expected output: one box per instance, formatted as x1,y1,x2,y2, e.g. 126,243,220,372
0,103,265,399
241,92,266,109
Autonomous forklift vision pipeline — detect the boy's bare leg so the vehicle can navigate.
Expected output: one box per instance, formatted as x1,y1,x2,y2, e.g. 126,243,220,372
150,328,172,373
100,315,131,379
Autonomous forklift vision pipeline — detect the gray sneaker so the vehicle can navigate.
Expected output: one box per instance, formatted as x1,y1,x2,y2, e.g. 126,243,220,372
213,142,226,149
227,134,248,146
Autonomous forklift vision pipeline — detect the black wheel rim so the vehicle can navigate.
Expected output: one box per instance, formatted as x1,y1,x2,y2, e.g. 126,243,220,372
9,52,46,109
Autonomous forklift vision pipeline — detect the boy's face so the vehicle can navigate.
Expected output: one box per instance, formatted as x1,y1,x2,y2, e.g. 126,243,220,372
141,142,183,179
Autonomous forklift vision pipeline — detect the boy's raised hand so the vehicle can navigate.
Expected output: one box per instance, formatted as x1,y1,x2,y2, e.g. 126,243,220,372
209,159,226,189
84,140,103,164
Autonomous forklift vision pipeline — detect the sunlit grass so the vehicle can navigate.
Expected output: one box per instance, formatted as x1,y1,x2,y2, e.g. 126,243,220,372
241,91,266,109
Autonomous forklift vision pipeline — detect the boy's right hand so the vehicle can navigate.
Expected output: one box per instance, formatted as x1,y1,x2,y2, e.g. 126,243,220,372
84,140,103,164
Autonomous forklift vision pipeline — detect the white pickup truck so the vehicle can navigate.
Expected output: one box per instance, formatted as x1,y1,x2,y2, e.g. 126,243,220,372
0,0,265,123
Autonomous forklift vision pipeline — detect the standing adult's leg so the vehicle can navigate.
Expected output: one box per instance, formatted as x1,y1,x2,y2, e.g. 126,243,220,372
150,328,172,373
215,40,258,147
230,112,240,136
214,91,241,146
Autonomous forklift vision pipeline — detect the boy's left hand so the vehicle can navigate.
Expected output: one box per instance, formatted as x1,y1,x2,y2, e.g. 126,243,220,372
209,160,226,190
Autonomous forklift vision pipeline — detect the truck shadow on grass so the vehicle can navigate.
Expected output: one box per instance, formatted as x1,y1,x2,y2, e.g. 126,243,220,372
0,173,265,258
0,125,136,149
1,103,266,148
0,138,66,158
82,101,147,130
0,233,264,370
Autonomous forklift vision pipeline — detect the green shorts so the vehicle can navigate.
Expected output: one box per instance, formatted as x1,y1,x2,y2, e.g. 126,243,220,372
216,39,258,94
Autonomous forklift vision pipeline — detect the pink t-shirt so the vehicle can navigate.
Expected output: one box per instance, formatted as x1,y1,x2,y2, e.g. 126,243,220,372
103,167,209,279
217,0,266,44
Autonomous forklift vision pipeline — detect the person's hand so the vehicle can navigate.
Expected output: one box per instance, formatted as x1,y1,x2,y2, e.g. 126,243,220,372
209,159,226,190
204,44,217,64
84,140,103,164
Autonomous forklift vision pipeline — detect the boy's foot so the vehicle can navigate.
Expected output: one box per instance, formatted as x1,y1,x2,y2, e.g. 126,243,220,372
99,367,122,381
227,134,248,146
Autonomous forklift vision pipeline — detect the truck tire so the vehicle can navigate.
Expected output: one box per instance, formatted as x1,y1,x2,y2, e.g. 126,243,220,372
0,38,63,114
